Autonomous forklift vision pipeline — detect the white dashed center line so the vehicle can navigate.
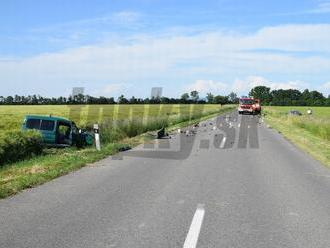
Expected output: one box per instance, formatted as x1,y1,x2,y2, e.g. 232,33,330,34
183,204,205,248
220,136,227,149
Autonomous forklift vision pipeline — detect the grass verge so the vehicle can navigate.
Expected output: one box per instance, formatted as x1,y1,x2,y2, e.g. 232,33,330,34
263,106,330,167
0,105,235,199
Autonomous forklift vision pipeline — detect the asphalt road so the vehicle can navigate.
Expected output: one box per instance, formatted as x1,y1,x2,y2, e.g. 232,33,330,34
1,112,330,248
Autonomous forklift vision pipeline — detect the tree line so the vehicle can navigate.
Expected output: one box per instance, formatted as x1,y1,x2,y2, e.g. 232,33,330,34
249,86,330,106
0,87,329,105
0,91,239,105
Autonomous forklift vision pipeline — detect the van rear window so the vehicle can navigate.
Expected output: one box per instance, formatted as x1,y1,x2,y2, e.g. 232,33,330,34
26,119,41,129
40,120,55,131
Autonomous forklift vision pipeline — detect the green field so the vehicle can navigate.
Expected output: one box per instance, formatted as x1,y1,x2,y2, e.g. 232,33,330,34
0,104,227,164
0,104,222,135
263,106,330,167
0,104,234,198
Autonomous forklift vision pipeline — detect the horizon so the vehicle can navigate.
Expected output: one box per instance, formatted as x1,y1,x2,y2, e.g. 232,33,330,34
0,86,328,99
1,0,330,98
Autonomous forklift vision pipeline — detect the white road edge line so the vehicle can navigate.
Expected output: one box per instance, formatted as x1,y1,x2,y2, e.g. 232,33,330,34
220,136,227,149
183,204,205,248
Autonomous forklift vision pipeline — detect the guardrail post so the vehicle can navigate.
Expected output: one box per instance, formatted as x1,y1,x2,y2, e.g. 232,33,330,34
94,124,101,151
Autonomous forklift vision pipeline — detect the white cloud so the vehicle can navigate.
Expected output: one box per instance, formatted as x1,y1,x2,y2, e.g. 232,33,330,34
310,2,330,13
238,24,330,53
1,24,330,96
31,11,142,32
88,83,132,97
111,11,141,25
185,77,312,97
269,80,309,91
231,76,309,95
103,83,125,94
232,76,269,94
278,2,330,16
321,81,330,89
319,82,330,95
186,80,228,94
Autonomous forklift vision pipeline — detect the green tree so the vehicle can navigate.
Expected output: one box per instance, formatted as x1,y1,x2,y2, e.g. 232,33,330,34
206,93,214,103
190,91,199,102
181,93,190,103
309,90,325,106
213,95,228,104
160,97,170,104
326,95,330,106
129,96,138,104
249,86,272,105
118,95,129,104
227,92,238,104
5,96,13,104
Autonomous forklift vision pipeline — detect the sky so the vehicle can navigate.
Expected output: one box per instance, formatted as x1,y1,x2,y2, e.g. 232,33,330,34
1,0,330,98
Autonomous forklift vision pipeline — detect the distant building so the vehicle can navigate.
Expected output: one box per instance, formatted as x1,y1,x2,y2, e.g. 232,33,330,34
151,87,163,99
72,87,85,97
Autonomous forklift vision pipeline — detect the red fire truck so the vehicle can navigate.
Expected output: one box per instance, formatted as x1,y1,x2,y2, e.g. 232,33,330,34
238,97,261,115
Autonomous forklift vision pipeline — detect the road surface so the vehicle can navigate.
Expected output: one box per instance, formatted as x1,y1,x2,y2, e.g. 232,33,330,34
1,112,330,248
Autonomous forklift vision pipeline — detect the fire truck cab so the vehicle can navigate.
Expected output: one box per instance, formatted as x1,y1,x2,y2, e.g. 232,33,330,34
238,97,261,115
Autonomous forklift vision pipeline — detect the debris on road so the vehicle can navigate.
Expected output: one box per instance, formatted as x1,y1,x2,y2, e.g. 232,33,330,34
118,145,131,152
157,127,170,139
185,129,197,136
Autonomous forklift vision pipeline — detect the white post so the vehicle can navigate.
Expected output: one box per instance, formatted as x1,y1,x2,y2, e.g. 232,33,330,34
93,124,101,151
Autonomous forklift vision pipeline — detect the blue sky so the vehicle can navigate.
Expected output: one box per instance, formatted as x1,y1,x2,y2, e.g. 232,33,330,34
1,0,330,97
